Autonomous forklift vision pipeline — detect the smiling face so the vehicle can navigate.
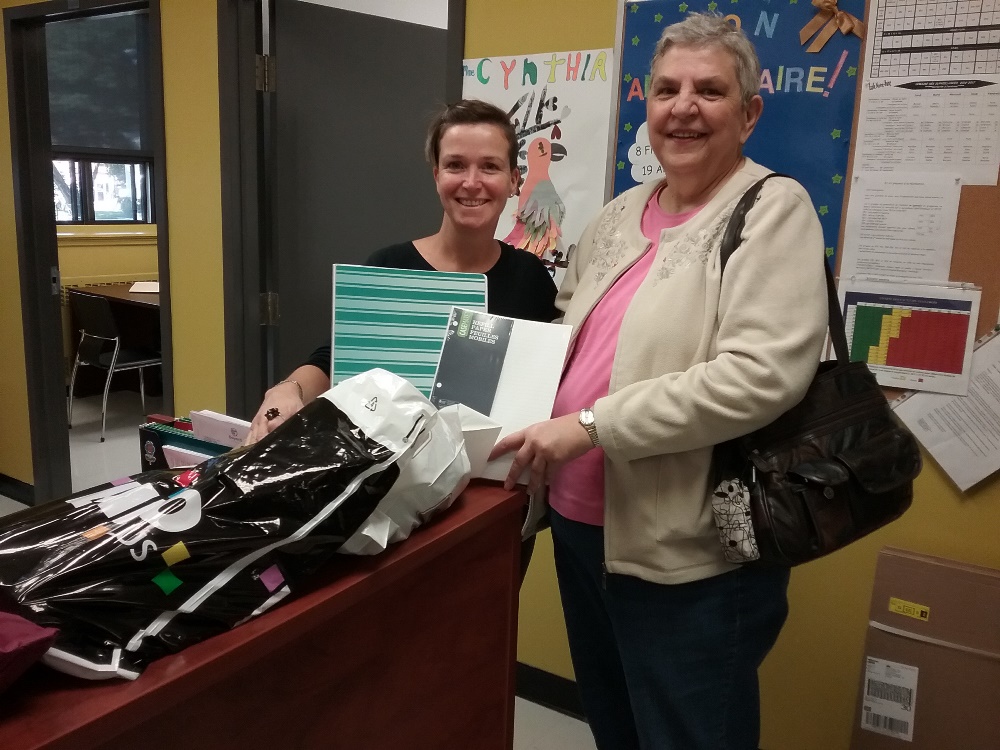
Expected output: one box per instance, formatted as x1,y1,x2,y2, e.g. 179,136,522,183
646,44,762,189
433,123,519,235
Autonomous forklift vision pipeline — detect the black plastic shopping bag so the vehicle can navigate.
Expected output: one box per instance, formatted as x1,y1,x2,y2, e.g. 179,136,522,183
0,369,439,679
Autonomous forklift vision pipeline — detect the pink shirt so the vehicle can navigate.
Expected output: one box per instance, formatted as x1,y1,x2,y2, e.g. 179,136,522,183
548,188,702,526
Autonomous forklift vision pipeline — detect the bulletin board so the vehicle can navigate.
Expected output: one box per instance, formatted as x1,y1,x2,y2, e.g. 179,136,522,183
612,0,866,262
843,0,1000,340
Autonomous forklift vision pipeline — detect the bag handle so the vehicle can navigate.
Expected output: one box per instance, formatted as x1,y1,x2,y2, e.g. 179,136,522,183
719,174,850,364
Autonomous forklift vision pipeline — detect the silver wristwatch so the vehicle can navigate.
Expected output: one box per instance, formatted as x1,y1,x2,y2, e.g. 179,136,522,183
579,407,600,447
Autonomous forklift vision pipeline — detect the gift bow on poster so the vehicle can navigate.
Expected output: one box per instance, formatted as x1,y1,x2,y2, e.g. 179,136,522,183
799,0,865,53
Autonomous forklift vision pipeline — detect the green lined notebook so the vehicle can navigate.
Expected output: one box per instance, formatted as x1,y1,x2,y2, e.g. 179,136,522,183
331,265,488,396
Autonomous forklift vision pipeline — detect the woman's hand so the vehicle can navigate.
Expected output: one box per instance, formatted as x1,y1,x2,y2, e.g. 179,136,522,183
489,413,596,494
244,381,306,446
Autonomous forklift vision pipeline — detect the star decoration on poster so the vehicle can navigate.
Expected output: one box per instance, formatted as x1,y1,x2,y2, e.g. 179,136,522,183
831,129,842,139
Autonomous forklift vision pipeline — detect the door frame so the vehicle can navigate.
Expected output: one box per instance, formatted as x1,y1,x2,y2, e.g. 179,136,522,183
4,0,172,503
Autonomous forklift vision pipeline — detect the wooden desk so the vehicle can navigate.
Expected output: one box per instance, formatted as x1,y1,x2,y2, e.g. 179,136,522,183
0,482,524,750
74,283,159,309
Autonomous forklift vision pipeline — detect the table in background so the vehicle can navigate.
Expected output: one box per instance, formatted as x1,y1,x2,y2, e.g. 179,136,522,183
0,482,524,750
74,283,160,309
69,283,162,398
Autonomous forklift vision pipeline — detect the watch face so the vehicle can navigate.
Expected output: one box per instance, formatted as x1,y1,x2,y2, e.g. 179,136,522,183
580,409,595,426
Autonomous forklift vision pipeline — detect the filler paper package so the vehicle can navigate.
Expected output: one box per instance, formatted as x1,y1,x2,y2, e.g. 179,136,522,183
851,547,1000,749
0,370,466,680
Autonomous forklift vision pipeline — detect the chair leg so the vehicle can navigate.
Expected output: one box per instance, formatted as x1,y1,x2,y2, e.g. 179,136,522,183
67,331,85,428
101,343,122,443
139,367,146,414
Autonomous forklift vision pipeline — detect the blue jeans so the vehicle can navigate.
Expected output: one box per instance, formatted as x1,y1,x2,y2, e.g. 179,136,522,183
550,508,790,750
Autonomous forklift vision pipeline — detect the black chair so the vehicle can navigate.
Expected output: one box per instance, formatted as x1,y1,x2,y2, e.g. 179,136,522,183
67,290,162,442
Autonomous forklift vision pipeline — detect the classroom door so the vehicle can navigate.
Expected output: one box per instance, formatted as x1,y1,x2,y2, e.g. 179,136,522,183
269,0,464,380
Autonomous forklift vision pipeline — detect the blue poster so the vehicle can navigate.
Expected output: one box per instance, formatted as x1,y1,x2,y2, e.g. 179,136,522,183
613,0,865,262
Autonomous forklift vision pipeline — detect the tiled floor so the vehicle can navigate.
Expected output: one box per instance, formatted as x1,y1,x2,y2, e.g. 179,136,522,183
0,393,596,749
515,697,596,749
67,390,163,491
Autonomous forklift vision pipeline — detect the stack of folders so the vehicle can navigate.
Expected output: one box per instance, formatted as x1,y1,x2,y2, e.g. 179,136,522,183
139,410,251,471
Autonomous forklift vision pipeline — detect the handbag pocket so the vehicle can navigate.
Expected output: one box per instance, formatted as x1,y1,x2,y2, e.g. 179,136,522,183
750,424,920,565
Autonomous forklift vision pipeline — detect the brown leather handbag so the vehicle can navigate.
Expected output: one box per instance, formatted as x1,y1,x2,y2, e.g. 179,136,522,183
711,175,922,566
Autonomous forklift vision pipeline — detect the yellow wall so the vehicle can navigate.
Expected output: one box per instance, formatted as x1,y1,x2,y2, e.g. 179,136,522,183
0,0,227,485
159,0,226,416
467,3,1000,749
57,226,158,286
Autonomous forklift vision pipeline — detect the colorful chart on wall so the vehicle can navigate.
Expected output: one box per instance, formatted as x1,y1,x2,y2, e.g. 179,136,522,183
612,0,866,263
839,277,981,395
463,49,614,284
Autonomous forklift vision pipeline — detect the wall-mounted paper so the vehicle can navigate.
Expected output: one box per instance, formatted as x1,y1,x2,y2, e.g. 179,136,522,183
463,47,614,284
853,0,1000,184
894,331,1000,491
839,278,980,395
840,172,961,282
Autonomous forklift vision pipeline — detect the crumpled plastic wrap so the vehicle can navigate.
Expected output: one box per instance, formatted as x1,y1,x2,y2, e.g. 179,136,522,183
0,369,464,680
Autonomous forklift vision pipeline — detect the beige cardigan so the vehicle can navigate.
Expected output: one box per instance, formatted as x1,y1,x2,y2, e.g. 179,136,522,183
556,159,828,584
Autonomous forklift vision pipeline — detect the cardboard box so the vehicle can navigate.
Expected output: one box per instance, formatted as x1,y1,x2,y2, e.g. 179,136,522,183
851,547,1000,749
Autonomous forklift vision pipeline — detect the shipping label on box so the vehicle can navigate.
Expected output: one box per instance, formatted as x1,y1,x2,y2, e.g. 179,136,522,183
860,657,918,742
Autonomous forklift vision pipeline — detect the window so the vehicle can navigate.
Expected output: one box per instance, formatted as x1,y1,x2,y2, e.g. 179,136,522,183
53,158,151,223
46,8,155,224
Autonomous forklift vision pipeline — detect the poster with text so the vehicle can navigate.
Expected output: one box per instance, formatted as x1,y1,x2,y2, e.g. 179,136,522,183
613,0,865,264
463,49,614,282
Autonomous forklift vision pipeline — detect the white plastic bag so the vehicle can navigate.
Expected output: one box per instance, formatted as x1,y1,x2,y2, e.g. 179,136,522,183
337,379,472,556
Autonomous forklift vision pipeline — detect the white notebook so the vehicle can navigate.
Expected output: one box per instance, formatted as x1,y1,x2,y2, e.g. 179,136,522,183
430,308,571,482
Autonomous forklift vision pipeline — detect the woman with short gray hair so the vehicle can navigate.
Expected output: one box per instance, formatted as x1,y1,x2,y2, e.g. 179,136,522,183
492,14,827,749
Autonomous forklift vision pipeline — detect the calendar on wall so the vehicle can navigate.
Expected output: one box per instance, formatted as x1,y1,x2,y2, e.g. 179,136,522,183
867,0,1000,79
854,0,1000,184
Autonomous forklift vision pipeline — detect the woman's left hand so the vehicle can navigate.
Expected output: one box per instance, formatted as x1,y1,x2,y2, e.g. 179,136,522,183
489,413,596,494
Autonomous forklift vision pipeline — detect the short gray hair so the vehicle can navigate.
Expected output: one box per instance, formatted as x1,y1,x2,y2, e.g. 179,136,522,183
651,13,761,106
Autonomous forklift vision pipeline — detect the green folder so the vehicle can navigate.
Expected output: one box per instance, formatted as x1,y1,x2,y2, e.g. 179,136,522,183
331,265,488,397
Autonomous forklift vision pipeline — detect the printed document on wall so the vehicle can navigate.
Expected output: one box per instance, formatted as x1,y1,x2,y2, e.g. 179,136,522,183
840,172,961,281
853,0,1000,184
838,278,980,395
894,331,1000,491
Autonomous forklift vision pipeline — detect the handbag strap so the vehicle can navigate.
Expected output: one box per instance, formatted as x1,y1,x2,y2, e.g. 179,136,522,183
719,174,850,364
